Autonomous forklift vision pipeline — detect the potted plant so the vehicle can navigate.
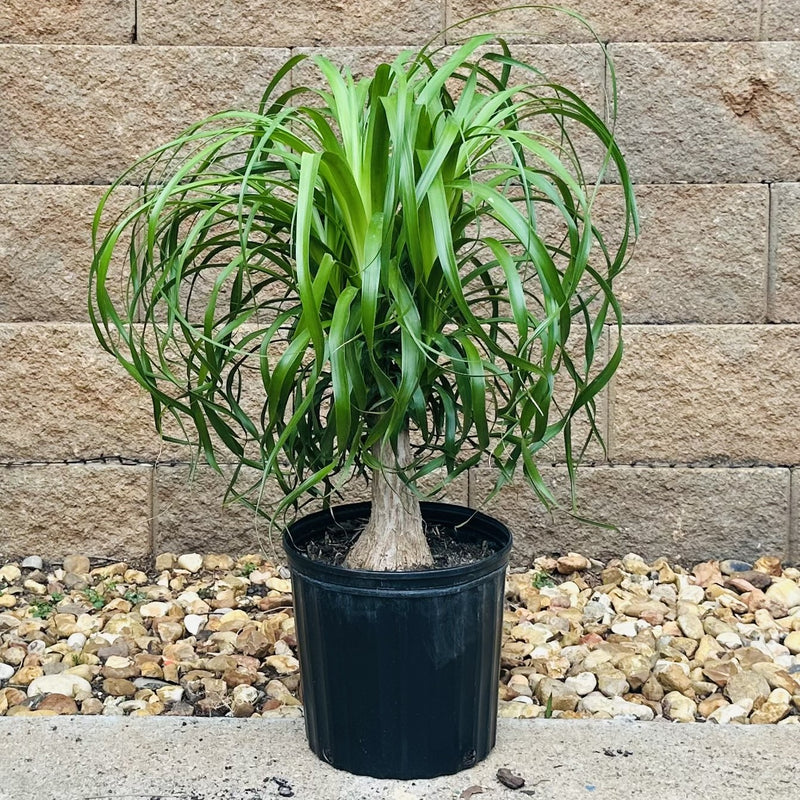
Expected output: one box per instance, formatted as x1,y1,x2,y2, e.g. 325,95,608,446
90,12,637,779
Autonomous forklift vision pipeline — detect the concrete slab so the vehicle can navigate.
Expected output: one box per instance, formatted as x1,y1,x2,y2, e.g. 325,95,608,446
0,717,795,800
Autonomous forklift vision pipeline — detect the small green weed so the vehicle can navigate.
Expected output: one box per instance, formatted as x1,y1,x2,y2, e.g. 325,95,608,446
544,694,554,719
239,562,257,577
85,587,106,609
123,589,146,605
30,601,55,619
531,571,555,589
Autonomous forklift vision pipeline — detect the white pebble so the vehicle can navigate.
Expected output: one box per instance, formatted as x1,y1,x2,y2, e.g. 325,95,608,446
140,602,170,618
274,639,293,656
177,553,203,573
0,565,21,583
678,585,705,604
708,702,750,724
579,692,654,721
156,686,184,705
183,614,207,636
233,684,258,704
611,620,638,637
716,631,742,649
0,663,14,681
591,592,613,609
564,672,597,696
66,633,86,651
28,674,92,698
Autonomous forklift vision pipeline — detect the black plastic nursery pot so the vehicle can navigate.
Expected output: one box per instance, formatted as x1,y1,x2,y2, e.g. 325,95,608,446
283,501,512,779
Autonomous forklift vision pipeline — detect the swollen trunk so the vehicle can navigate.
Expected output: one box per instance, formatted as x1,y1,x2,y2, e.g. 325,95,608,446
343,431,433,571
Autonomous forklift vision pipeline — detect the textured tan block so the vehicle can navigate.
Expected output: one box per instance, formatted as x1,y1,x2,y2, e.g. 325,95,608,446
611,43,800,183
293,43,603,97
471,465,789,565
762,1,800,40
0,185,137,322
0,464,151,559
0,324,167,460
770,183,800,323
610,325,800,464
0,45,290,183
612,184,768,323
138,0,442,46
0,0,135,43
154,464,291,556
447,1,759,43
155,464,468,556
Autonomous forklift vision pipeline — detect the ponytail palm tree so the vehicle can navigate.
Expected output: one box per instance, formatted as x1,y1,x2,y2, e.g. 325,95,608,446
90,29,637,571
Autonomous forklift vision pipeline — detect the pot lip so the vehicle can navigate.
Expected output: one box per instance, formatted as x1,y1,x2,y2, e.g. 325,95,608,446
283,500,512,589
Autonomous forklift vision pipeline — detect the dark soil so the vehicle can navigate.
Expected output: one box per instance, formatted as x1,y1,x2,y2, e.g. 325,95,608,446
298,516,501,570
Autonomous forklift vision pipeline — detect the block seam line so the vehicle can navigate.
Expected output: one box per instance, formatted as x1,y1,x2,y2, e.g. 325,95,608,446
0,179,789,189
0,456,797,470
767,181,777,322
133,0,138,44
790,469,796,563
148,463,156,557
603,40,611,127
604,324,613,461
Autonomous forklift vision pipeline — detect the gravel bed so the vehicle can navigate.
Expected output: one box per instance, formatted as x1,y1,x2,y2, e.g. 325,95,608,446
0,550,799,724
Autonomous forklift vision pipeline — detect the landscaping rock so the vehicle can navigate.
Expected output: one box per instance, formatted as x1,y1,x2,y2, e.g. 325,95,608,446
36,693,79,714
27,674,91,698
766,580,800,610
0,547,797,725
724,671,771,708
556,554,591,574
662,692,697,722
177,554,203,574
750,702,791,724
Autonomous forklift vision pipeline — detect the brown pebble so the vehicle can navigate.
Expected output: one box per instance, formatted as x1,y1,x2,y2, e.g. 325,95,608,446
556,554,591,574
497,768,525,789
36,693,78,715
164,701,195,716
222,666,258,688
754,556,783,577
102,678,137,697
80,698,104,715
2,689,28,707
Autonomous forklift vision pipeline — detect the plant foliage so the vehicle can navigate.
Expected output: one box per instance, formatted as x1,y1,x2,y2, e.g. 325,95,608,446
90,18,637,525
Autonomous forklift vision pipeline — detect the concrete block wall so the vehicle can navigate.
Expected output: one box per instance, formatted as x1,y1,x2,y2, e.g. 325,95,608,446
1,2,798,565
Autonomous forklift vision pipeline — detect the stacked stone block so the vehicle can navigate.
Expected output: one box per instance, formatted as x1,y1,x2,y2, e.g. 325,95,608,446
1,2,798,564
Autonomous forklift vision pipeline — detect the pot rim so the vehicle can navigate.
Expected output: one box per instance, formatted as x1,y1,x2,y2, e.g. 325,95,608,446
283,500,512,591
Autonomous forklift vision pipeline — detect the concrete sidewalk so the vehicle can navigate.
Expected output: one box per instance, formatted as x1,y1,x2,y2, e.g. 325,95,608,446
0,717,794,800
